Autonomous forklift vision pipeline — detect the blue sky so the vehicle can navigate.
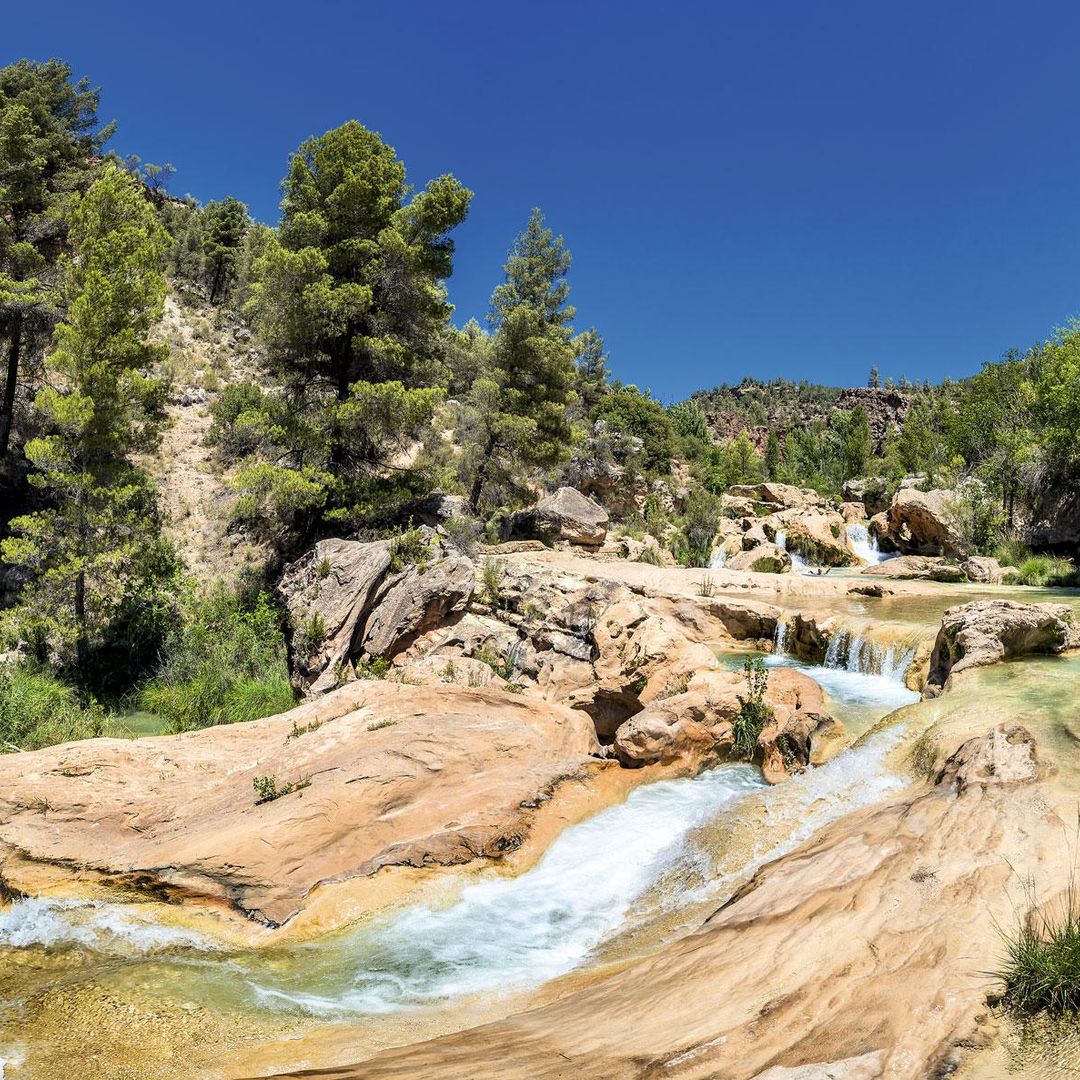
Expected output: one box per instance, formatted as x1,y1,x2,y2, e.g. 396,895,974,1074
9,0,1080,399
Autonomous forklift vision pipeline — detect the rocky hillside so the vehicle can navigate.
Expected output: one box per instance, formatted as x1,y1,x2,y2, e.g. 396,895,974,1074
693,379,911,452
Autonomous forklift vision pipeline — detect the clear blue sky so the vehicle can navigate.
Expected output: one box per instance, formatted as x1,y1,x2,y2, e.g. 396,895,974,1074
10,0,1080,399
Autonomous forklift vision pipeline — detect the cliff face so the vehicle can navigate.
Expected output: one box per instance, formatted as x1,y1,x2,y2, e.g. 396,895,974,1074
695,382,911,453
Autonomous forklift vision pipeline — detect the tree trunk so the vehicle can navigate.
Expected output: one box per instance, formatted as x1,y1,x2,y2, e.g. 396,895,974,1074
74,568,89,676
469,429,498,511
0,315,23,460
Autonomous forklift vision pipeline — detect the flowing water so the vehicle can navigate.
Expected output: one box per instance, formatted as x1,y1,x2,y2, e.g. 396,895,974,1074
845,522,897,565
9,584,1080,1077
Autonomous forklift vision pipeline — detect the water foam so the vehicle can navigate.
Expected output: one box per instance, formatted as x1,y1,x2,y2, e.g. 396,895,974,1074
0,898,211,954
248,764,767,1015
846,523,898,566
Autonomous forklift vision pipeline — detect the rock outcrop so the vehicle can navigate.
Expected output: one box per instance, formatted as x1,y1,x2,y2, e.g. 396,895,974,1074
924,599,1080,697
277,538,392,692
728,542,791,573
784,511,858,567
862,554,966,582
278,533,475,693
510,486,609,547
0,682,601,926
611,665,837,780
884,487,965,557
313,721,1051,1080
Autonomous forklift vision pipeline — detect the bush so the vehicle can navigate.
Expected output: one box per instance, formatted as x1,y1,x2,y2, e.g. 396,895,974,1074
0,666,105,751
388,523,432,572
732,656,773,760
1006,556,1079,588
997,881,1080,1013
137,585,295,733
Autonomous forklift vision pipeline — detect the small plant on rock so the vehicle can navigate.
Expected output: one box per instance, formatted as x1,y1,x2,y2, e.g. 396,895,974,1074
698,575,715,597
732,656,773,761
388,523,432,573
253,774,310,803
480,558,506,607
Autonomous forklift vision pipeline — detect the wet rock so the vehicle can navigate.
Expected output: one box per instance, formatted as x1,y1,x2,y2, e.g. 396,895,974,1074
848,582,894,597
934,724,1038,793
728,542,791,574
784,511,859,567
924,599,1080,697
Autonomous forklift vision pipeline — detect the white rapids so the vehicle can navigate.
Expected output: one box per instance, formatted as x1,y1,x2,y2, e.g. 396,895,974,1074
846,523,897,566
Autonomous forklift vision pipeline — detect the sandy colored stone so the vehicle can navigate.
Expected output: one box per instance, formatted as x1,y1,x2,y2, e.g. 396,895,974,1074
0,682,601,926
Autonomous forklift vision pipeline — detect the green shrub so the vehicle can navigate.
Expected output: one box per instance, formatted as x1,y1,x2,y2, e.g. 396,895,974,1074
253,774,310,803
993,537,1032,568
636,546,663,566
480,558,506,607
354,654,391,680
0,667,105,751
732,656,773,760
388,523,433,572
442,515,481,557
137,585,295,733
997,881,1080,1013
1006,556,1079,588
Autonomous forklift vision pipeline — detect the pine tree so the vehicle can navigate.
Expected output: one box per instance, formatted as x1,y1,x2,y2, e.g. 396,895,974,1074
842,405,872,479
202,195,249,303
868,365,880,389
1,165,173,676
764,430,782,478
0,59,112,459
242,121,471,533
464,210,579,510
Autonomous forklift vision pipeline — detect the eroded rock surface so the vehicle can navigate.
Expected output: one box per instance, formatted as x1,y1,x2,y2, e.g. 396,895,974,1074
924,599,1080,696
0,682,600,926
510,486,609,547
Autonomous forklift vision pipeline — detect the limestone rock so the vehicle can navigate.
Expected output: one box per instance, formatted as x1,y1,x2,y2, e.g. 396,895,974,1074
842,476,891,516
728,542,791,574
959,555,1008,584
361,554,474,659
886,487,965,557
784,511,858,567
862,555,966,582
278,538,391,693
837,500,866,524
934,724,1038,793
512,487,609,547
924,599,1080,696
0,682,602,926
728,482,823,510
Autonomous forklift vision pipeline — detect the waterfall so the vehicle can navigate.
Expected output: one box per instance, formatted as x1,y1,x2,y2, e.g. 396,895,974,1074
846,523,897,566
773,618,789,653
775,528,812,573
708,545,727,569
823,627,917,681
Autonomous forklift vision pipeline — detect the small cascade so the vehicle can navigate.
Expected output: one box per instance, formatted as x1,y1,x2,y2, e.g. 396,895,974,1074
823,626,917,681
708,545,727,569
846,523,897,566
775,528,812,573
773,618,789,653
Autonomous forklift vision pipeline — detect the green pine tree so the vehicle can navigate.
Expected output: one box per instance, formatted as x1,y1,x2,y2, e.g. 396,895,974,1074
464,210,580,510
1,164,174,676
0,59,112,459
241,120,471,534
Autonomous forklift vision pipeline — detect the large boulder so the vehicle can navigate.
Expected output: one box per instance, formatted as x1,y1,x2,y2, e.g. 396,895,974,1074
885,487,965,557
511,486,609,547
784,511,858,567
728,483,823,511
923,599,1080,697
728,542,791,574
278,538,392,693
861,555,966,582
360,554,475,659
842,476,891,517
0,682,602,927
959,555,1010,584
